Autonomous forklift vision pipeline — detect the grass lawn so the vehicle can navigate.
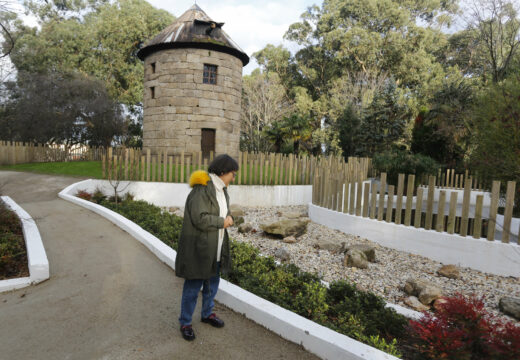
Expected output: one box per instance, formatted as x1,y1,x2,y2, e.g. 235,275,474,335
0,161,103,179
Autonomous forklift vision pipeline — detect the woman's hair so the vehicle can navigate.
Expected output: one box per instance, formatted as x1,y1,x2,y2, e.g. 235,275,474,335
208,154,239,176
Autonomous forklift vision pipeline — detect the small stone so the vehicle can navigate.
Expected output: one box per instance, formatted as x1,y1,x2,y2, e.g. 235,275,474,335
283,236,297,244
404,278,443,305
344,249,368,269
345,244,376,262
274,248,291,262
418,285,443,305
404,296,430,312
168,206,179,213
499,297,520,320
437,265,460,279
230,205,245,217
238,223,252,233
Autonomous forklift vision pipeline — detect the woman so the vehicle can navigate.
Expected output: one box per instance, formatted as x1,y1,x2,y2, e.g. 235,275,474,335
175,154,238,341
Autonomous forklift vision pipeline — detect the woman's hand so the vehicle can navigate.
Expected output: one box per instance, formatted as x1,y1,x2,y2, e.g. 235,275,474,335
223,216,234,228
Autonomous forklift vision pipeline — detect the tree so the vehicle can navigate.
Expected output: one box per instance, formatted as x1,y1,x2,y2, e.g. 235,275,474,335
240,69,292,152
2,71,125,148
6,0,174,106
468,0,520,82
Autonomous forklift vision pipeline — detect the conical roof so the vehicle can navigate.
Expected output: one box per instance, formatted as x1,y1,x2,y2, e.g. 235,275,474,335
137,4,249,66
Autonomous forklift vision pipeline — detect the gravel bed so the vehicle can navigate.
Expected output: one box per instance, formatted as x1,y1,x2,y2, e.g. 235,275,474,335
226,205,520,323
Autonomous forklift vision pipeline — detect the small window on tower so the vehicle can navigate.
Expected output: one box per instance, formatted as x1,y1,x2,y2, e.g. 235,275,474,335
203,64,217,84
151,62,156,74
150,86,155,99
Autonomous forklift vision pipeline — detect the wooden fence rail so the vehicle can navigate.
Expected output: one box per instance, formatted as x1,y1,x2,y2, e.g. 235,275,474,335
314,171,518,244
102,148,372,186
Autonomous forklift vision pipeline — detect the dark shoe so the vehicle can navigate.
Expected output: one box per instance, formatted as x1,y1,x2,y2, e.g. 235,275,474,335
201,313,225,328
180,325,195,341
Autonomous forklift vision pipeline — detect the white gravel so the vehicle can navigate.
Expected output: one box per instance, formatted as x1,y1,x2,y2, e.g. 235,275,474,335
226,205,520,323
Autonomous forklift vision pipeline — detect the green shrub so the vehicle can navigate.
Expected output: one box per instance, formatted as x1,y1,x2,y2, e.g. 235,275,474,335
373,149,439,187
91,188,107,204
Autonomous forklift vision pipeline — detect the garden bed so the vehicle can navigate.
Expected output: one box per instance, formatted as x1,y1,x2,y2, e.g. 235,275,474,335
0,199,29,280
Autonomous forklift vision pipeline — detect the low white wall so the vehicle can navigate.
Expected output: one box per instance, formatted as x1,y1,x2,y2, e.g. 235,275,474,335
0,196,49,292
309,203,520,277
70,179,312,207
58,183,398,360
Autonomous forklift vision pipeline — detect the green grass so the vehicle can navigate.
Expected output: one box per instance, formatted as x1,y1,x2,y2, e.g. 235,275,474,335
0,161,103,178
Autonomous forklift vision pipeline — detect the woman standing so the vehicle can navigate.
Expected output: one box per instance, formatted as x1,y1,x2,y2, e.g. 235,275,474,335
175,154,238,341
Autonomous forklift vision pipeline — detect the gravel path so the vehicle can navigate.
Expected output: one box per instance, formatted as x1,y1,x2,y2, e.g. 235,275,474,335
224,205,520,323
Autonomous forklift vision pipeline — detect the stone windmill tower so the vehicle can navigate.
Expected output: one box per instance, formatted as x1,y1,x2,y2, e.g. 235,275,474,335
137,4,249,161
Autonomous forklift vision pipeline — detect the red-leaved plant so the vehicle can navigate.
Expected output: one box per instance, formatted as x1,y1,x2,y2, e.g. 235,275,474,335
75,190,92,201
406,293,520,359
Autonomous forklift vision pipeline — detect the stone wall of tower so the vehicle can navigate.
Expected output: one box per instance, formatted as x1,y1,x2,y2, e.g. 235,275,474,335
142,48,242,160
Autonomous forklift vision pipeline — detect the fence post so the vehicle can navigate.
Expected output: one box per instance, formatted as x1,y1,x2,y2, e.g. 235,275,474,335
436,190,446,232
377,173,387,221
414,187,424,228
370,182,377,219
473,195,484,239
395,173,405,224
404,174,415,226
487,181,501,241
425,176,435,230
460,178,472,236
386,185,394,222
502,181,516,243
362,182,370,217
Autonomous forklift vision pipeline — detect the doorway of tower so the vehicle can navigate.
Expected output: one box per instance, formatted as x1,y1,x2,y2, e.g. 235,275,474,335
201,128,215,160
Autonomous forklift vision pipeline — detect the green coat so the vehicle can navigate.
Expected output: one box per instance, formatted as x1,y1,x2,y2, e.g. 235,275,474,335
175,170,232,280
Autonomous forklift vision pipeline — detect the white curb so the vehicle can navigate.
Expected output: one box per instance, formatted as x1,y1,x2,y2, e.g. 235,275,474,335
59,182,400,360
0,196,49,293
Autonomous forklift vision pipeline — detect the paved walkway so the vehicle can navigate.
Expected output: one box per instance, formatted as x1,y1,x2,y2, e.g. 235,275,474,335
0,171,318,360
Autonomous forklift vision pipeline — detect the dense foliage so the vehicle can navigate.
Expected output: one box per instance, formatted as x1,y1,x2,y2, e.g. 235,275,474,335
406,293,520,359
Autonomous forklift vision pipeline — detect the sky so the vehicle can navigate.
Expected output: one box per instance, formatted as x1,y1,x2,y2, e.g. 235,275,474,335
146,0,318,74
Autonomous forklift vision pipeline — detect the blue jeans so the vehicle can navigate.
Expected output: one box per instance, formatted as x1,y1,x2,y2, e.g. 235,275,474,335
179,262,220,326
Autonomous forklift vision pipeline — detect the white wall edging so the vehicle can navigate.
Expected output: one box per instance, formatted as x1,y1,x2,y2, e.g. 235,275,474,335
59,180,398,360
0,196,49,293
309,203,520,278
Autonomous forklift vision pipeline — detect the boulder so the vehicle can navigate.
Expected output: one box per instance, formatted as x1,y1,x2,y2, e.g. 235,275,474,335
433,298,449,311
274,248,291,262
238,223,253,234
234,216,245,226
260,218,310,238
404,296,430,312
499,297,520,320
283,236,297,244
230,205,245,217
344,244,376,262
343,249,369,269
437,265,460,279
278,211,304,219
404,278,443,305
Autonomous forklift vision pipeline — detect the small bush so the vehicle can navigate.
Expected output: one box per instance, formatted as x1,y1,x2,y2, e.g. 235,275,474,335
91,188,106,204
406,293,520,359
373,149,440,187
75,190,92,201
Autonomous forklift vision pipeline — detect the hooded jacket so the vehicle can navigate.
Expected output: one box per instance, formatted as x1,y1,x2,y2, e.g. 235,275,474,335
175,170,232,279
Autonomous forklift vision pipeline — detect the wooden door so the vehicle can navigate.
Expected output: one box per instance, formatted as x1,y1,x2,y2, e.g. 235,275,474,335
201,128,215,160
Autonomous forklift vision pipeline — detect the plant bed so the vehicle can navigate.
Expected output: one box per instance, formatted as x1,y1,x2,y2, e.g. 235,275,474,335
75,191,520,359
0,199,29,280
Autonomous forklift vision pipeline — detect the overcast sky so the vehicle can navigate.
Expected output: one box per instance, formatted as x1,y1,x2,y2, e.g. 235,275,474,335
147,0,317,74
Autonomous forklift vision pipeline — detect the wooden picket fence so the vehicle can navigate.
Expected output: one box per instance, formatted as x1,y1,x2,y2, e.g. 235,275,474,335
313,172,518,244
102,148,372,186
421,168,486,191
0,141,106,165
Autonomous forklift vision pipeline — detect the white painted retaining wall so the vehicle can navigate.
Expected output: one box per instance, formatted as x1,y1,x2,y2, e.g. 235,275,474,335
0,196,49,292
309,203,520,277
68,179,312,207
58,183,398,360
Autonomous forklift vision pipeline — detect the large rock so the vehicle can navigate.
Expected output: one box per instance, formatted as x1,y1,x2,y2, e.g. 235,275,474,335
344,244,376,262
238,223,252,233
437,265,460,279
404,296,430,312
343,249,369,269
274,248,291,262
230,205,245,217
404,278,443,305
260,218,310,238
277,211,304,219
313,238,345,253
499,297,520,320
234,216,245,226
